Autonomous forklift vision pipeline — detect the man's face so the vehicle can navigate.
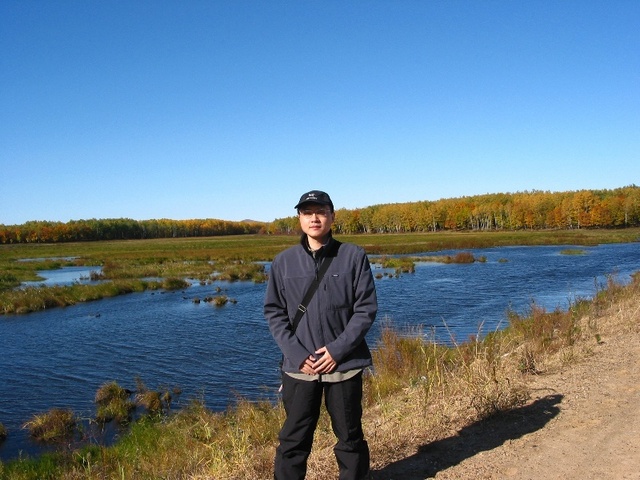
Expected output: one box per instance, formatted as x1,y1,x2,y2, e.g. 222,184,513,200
298,204,334,242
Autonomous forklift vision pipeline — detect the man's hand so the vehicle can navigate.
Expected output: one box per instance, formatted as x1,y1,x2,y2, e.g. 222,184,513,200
312,347,337,374
299,355,317,375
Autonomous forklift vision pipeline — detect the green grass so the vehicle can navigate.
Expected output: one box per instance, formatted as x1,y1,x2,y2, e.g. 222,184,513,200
1,229,638,314
2,229,638,284
0,280,163,314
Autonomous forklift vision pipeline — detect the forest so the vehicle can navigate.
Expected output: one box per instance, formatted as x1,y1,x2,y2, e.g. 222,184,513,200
1,186,639,244
265,185,640,234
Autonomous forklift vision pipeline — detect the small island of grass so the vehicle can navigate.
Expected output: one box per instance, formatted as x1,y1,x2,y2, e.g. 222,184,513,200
560,248,587,255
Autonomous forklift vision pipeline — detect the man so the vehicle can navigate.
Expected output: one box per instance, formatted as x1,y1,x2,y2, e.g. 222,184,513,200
264,190,378,480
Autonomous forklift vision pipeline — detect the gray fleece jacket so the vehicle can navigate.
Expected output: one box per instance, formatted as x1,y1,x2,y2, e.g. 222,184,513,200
264,234,378,374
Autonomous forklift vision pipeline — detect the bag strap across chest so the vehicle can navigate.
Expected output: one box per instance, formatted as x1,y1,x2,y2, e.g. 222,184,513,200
290,242,340,332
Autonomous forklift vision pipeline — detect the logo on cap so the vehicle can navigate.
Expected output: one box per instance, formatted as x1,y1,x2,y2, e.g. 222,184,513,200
294,190,333,210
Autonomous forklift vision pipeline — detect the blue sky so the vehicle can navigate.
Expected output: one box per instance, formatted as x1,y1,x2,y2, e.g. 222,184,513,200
1,1,638,225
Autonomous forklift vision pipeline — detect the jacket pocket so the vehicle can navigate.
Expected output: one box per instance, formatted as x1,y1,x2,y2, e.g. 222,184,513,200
324,272,353,310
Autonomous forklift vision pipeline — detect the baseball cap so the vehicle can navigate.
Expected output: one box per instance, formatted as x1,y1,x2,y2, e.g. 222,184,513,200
294,190,334,210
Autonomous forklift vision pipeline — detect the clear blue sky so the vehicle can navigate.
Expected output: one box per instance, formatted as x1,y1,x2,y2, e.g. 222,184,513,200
1,1,638,225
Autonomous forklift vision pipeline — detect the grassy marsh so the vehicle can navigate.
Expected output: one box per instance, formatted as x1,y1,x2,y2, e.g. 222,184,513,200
1,229,638,314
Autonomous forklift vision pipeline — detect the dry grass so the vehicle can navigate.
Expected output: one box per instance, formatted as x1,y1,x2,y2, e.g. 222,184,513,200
0,280,161,314
95,381,135,424
359,272,640,475
21,408,78,443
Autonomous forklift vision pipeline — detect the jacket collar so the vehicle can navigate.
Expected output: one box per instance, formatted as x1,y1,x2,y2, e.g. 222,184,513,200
300,231,336,258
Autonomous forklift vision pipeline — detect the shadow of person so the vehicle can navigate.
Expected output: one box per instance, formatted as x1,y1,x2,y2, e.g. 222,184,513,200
373,393,563,480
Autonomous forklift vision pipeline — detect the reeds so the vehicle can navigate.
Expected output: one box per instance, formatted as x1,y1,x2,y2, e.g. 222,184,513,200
367,322,529,419
0,262,260,314
95,381,135,424
22,408,78,443
160,277,190,290
0,280,160,314
210,295,229,306
374,251,481,276
560,248,586,255
0,273,19,291
376,256,416,274
213,262,267,282
443,251,476,263
132,377,178,416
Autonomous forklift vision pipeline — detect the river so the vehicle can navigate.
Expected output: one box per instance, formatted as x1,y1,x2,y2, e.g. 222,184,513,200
0,242,638,460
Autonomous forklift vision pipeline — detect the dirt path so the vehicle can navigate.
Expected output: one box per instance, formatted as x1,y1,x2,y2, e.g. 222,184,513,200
374,319,640,479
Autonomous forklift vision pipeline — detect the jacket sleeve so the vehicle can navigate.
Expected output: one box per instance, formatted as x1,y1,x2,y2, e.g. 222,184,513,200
263,254,313,370
326,250,377,363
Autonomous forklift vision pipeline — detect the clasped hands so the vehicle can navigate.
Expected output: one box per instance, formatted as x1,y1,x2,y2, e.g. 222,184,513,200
300,346,337,375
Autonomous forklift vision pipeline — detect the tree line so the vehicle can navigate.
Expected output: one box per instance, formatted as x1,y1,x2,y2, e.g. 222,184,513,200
1,186,639,244
267,185,640,235
0,218,265,244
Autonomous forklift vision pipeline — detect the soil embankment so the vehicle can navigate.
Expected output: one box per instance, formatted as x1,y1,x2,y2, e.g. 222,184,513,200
375,296,640,479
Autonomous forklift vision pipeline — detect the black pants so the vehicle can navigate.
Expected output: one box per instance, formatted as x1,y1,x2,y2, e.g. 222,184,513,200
274,372,370,480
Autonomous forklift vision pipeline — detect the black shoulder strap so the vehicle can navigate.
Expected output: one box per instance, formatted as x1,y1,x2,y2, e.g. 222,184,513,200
291,244,339,333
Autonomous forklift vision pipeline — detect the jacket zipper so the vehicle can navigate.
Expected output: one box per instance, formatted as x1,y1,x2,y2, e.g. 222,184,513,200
311,249,326,372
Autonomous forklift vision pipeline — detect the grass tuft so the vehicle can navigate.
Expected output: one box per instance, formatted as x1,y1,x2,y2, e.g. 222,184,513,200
161,277,190,290
95,381,135,424
443,251,476,263
22,408,78,443
560,248,586,255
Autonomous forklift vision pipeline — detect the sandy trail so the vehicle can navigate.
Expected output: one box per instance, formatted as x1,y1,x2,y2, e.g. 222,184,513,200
374,311,640,479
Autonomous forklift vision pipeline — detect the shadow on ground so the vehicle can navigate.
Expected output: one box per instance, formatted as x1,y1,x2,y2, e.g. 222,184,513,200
373,393,563,480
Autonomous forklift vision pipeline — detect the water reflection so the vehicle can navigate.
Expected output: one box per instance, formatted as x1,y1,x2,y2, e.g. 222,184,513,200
21,266,103,287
